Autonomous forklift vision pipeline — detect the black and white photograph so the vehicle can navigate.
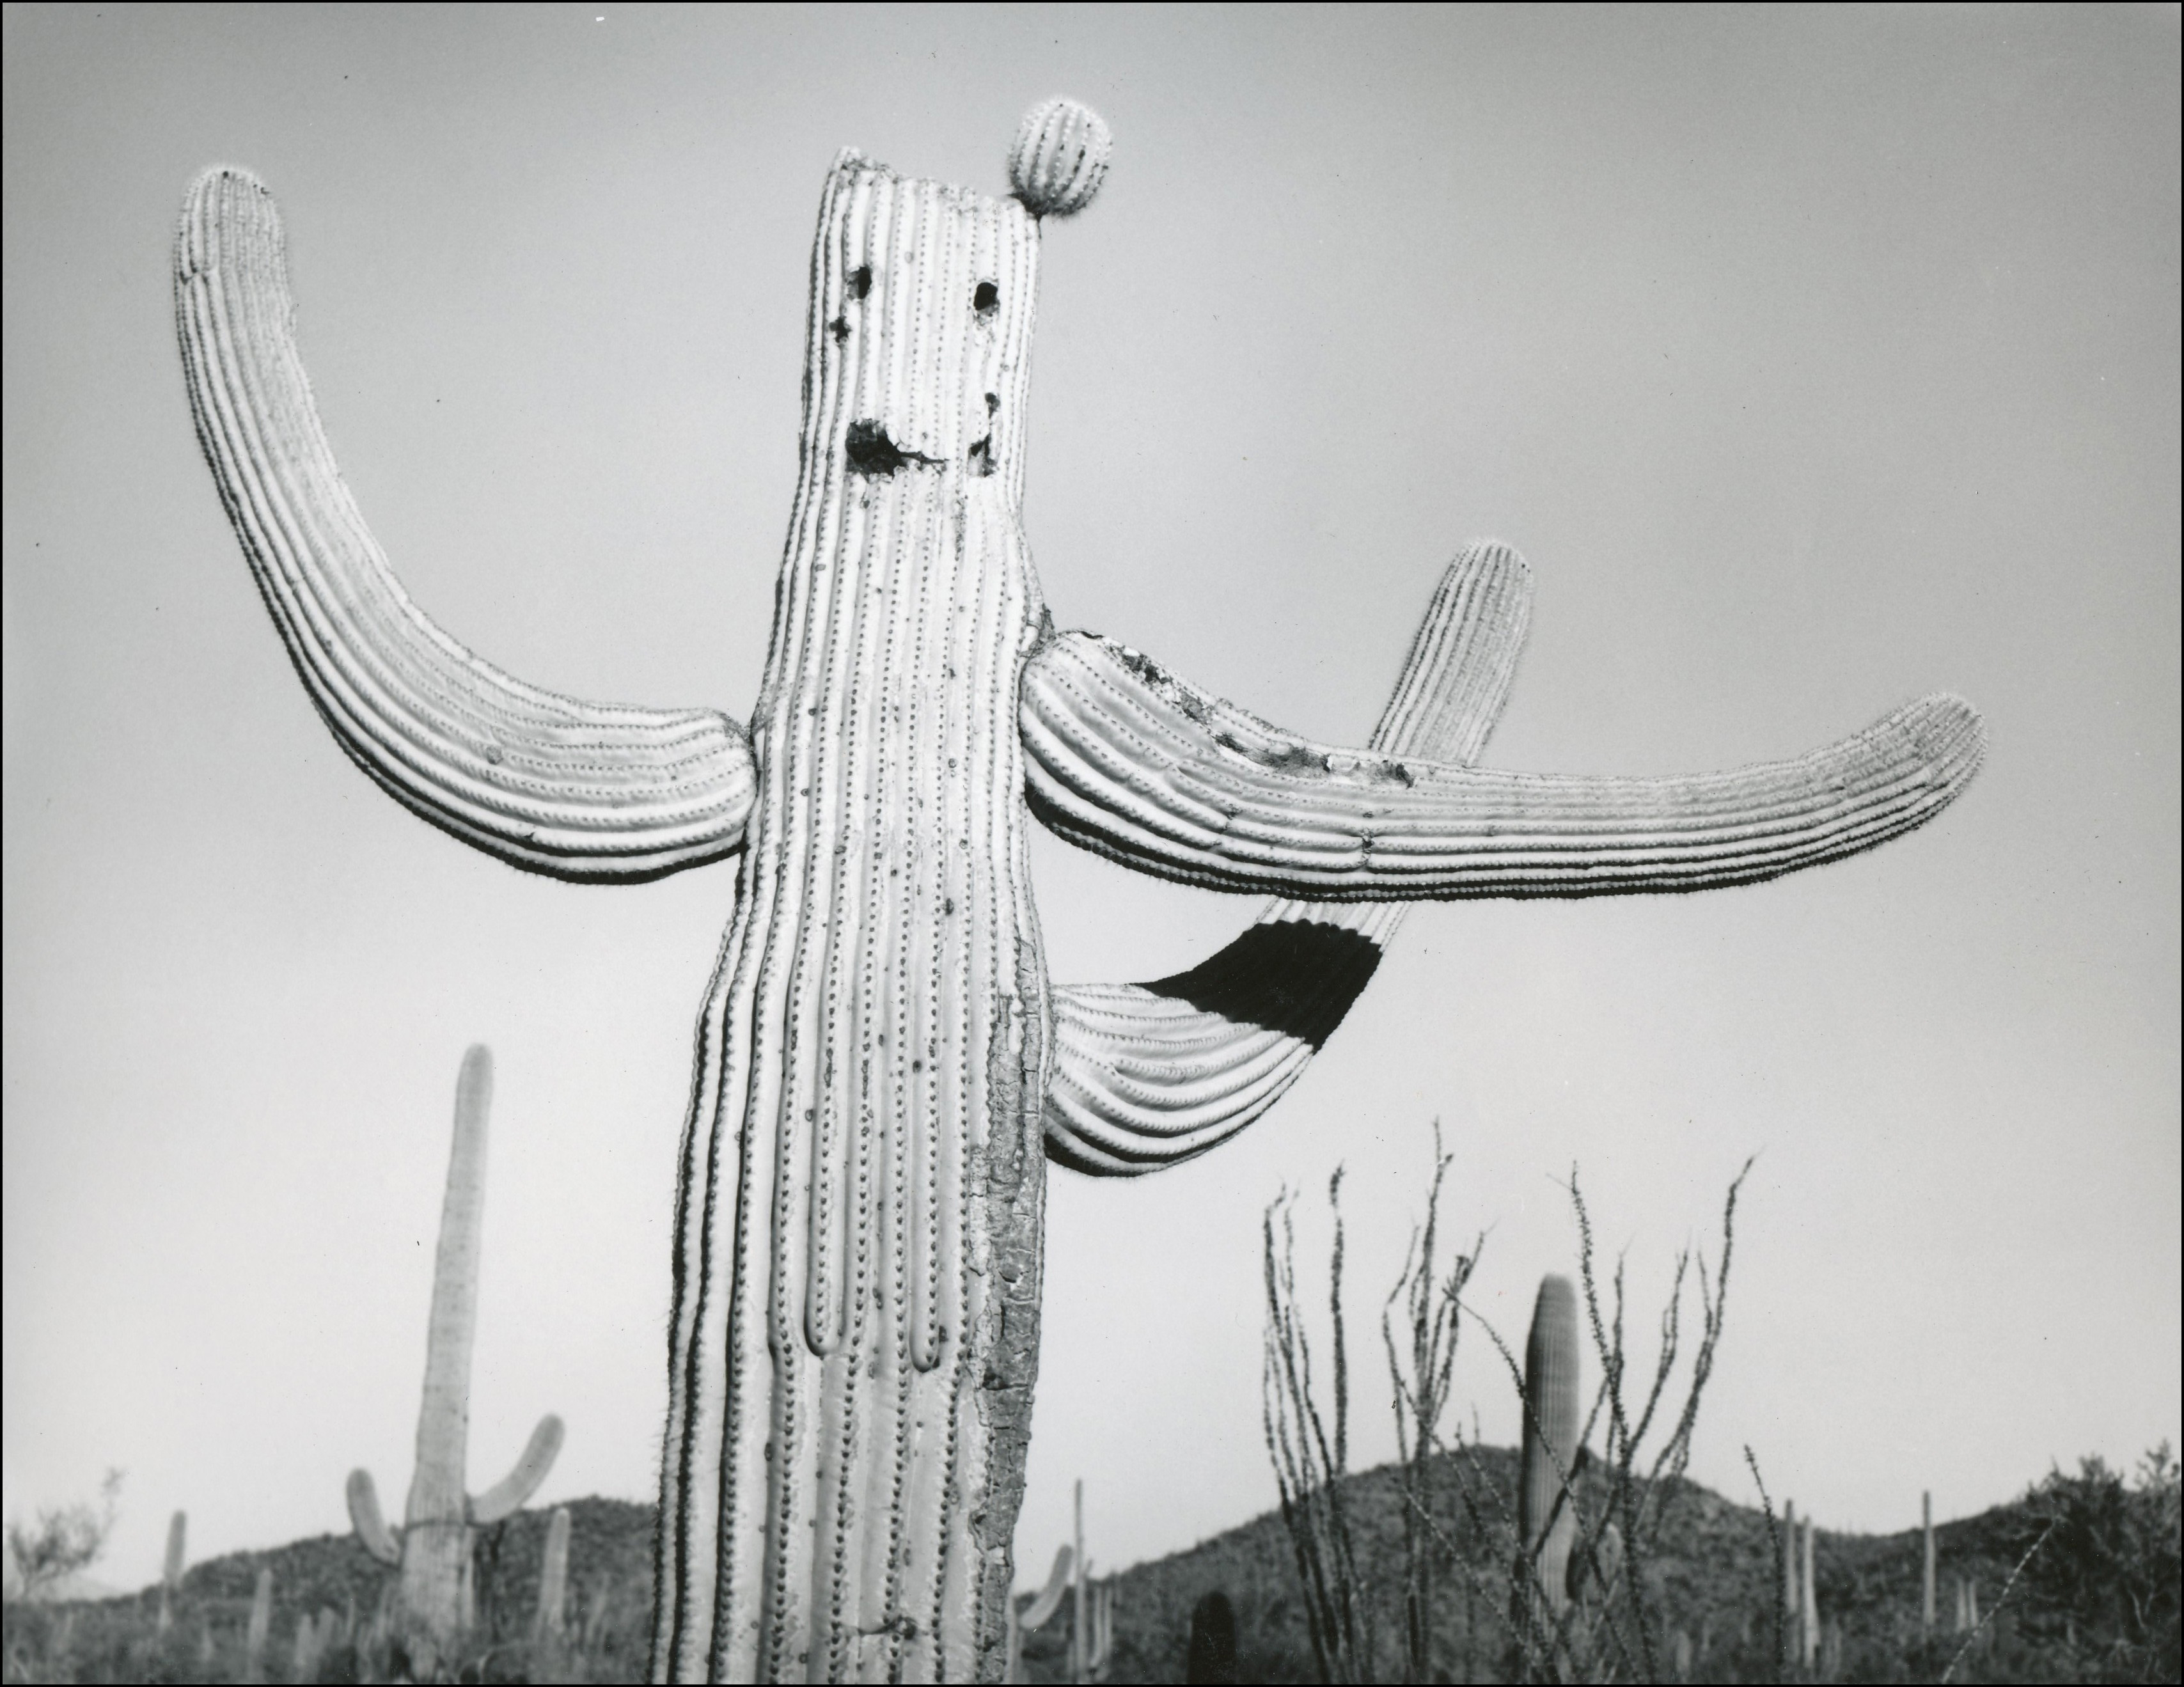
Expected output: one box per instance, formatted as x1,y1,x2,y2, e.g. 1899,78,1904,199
4,7,2178,1682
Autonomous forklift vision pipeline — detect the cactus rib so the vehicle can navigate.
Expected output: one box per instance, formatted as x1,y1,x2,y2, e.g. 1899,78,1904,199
173,169,755,881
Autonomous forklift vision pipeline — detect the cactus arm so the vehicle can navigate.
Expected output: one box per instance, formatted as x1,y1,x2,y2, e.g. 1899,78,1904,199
1044,544,1528,1175
469,1414,565,1524
347,1470,400,1568
1020,629,1983,900
1021,1546,1074,1631
174,168,755,884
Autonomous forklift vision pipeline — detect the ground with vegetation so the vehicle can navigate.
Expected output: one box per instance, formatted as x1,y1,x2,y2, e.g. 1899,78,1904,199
2,1448,2173,1683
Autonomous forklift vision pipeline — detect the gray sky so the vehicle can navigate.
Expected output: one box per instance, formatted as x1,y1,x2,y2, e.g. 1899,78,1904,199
5,5,2178,1595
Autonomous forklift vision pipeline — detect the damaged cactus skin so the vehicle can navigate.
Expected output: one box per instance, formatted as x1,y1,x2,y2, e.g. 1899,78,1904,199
175,97,1983,1683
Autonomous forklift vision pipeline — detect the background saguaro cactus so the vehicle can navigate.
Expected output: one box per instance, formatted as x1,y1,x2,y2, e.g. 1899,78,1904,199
1515,1275,1582,1668
536,1505,572,1646
158,1510,185,1633
175,91,1985,1683
344,1046,563,1657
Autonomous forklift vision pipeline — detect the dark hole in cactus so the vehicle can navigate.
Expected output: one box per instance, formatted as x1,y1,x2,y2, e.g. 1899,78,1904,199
829,316,850,343
1142,920,1383,1049
968,435,995,476
844,420,938,477
847,265,872,300
973,279,999,316
986,392,1000,414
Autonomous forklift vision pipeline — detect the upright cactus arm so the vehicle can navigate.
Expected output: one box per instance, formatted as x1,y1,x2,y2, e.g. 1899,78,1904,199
470,1414,565,1525
1044,543,1529,1175
1019,629,1983,900
174,169,755,883
347,1470,400,1567
1020,1546,1074,1631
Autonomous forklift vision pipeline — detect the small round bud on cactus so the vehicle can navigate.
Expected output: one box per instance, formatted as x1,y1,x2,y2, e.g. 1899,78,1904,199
1009,98,1111,217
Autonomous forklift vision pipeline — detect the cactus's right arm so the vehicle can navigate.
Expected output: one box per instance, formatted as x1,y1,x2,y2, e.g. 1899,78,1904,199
1044,544,1530,1175
175,169,755,883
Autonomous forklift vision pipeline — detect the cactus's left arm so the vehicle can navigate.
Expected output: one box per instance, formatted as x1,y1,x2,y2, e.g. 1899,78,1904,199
176,169,755,883
1021,632,1983,901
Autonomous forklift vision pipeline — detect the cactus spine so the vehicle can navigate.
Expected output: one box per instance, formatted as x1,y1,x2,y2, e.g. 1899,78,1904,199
158,1510,185,1633
536,1505,571,1644
345,1046,563,1657
175,91,1987,1686
1516,1275,1580,1633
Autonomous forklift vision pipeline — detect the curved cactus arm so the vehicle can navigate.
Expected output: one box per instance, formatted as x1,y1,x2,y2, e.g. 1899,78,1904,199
1021,1545,1074,1631
1045,544,1529,1175
1021,624,1984,901
174,168,755,884
346,1469,401,1567
469,1413,565,1525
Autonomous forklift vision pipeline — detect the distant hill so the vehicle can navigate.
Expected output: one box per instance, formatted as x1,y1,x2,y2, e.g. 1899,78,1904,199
4,1448,2171,1683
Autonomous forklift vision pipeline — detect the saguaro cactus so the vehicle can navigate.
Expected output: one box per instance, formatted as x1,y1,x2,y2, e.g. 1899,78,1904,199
1922,1491,1937,1631
536,1505,572,1645
1516,1276,1581,1638
344,1046,563,1656
176,95,1984,1682
244,1567,272,1685
158,1510,185,1633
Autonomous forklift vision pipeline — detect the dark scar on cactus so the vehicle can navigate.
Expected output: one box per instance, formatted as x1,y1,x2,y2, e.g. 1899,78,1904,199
968,435,996,476
1142,920,1383,1048
829,317,850,343
844,420,941,477
973,280,999,317
847,265,872,299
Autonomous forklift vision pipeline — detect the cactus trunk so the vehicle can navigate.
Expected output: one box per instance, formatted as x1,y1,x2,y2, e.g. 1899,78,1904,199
654,153,1051,1684
1516,1275,1580,1635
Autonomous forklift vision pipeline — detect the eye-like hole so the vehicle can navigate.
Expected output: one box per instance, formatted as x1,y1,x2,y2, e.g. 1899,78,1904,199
973,281,999,316
848,265,872,301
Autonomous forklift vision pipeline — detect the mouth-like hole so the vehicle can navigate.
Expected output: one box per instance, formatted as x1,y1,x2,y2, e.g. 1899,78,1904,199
973,280,999,317
847,265,872,301
845,419,939,477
